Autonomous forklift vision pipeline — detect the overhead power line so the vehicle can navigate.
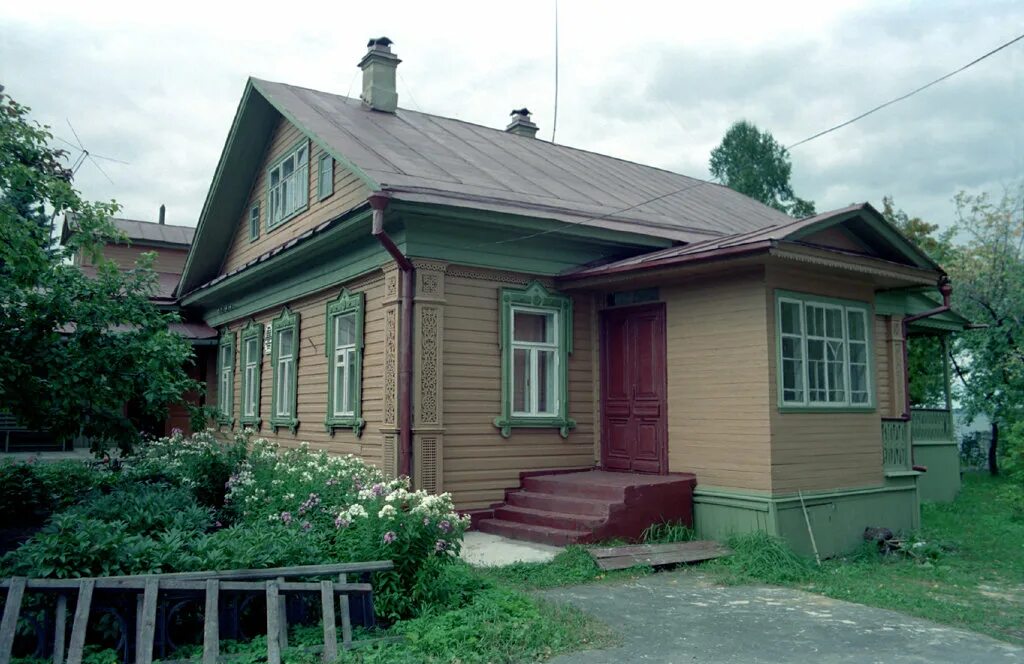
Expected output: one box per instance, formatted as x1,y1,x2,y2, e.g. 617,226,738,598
787,30,1024,149
460,30,1024,250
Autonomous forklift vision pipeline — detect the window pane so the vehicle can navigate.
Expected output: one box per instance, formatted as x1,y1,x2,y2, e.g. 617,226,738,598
780,301,802,335
806,305,825,337
335,314,356,347
277,360,291,415
278,329,293,357
333,353,346,415
512,348,529,412
297,147,307,165
847,310,866,341
781,336,803,402
537,350,555,414
282,156,294,177
513,311,553,343
825,307,844,338
270,169,280,186
850,363,869,403
346,348,358,412
807,339,826,401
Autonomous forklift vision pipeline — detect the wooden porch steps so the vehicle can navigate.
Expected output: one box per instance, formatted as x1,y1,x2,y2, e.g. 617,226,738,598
476,470,697,546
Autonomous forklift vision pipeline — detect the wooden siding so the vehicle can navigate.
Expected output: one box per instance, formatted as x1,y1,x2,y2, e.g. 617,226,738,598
800,226,873,255
215,273,386,463
220,117,370,276
83,244,188,274
662,269,773,492
766,264,884,493
443,270,597,510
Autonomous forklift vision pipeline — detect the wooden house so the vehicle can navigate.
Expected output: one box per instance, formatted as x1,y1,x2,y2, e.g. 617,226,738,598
178,38,966,555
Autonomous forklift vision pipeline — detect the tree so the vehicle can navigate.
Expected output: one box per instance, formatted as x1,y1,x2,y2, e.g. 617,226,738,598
0,88,198,450
944,186,1024,476
709,121,816,218
881,196,955,408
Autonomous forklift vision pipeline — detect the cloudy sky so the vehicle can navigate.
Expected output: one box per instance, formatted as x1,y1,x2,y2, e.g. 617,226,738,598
2,0,1021,229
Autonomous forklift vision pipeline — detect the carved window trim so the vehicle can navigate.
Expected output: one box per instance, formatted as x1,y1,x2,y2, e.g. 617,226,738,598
239,321,264,429
324,289,366,436
269,307,300,433
216,329,236,427
494,281,575,438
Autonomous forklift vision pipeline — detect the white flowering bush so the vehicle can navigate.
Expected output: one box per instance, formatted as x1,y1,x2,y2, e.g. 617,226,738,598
223,437,469,618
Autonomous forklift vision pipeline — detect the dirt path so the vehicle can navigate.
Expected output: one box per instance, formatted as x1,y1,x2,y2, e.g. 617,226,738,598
543,571,1023,663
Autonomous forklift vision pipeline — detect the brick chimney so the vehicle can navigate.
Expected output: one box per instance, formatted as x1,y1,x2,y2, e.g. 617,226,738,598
506,108,538,138
359,37,400,113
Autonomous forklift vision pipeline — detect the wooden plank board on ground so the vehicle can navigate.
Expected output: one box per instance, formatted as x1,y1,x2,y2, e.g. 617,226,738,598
588,540,731,571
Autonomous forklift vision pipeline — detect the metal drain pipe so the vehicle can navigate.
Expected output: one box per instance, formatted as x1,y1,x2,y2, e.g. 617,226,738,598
369,193,414,478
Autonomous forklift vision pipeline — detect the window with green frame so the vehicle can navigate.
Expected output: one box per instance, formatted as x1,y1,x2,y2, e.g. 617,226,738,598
776,290,874,411
266,140,309,230
493,281,575,438
324,289,365,435
239,322,264,428
317,153,334,201
249,203,260,242
270,308,300,432
216,330,236,426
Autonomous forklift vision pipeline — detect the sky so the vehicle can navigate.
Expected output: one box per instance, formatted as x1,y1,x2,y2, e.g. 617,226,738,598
1,0,1021,229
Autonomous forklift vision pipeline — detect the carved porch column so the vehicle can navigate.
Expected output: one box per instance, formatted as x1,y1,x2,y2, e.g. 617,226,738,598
412,260,447,493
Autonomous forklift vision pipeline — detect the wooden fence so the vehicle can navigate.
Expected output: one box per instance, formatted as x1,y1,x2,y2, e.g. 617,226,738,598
0,561,396,664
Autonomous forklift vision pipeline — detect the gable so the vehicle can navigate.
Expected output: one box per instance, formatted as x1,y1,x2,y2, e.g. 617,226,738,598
799,226,874,255
220,116,371,276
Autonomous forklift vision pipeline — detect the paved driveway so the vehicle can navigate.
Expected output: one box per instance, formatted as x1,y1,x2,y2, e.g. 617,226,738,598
543,571,1022,663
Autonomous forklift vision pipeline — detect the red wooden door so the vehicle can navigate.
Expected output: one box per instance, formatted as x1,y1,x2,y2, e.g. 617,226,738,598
600,304,668,474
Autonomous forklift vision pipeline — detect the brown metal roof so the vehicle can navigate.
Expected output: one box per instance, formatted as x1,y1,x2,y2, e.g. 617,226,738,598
111,218,195,246
252,78,796,242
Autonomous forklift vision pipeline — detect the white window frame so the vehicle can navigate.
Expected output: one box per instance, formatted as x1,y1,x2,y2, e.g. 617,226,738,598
510,305,561,418
218,343,233,419
267,141,309,229
331,313,357,417
274,328,295,418
777,292,874,410
242,336,260,419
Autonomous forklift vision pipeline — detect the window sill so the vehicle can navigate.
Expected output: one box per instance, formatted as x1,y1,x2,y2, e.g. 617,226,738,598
325,415,365,437
239,416,262,430
318,190,334,203
493,415,576,439
266,204,308,233
777,405,877,414
269,416,299,434
216,415,234,428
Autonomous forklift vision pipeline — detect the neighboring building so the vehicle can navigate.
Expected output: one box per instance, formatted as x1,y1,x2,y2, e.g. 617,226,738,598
177,38,967,555
63,213,216,438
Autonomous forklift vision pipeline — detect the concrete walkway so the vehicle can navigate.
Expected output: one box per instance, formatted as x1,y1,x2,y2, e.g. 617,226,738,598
544,571,1022,663
460,531,561,567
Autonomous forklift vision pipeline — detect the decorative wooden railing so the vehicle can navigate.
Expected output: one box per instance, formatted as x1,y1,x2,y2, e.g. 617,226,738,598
881,418,912,472
0,561,395,664
910,408,954,441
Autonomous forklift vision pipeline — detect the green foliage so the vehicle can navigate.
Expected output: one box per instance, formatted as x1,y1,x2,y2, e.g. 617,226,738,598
709,531,816,585
642,520,695,544
709,120,816,218
0,89,198,451
32,460,113,511
0,462,50,528
64,485,213,536
410,558,493,613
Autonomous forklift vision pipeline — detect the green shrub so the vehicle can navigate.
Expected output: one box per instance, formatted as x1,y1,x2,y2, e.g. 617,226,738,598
0,462,50,528
64,485,213,537
410,558,492,613
711,531,816,585
32,460,112,511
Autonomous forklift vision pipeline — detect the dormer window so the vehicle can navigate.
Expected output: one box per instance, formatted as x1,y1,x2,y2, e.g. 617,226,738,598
267,141,309,229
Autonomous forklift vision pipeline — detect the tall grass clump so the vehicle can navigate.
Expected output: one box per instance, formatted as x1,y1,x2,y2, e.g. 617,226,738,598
711,531,816,585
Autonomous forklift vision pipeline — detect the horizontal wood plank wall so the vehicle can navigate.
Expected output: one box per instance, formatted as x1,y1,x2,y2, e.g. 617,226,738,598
84,244,189,274
218,273,386,464
442,269,596,510
663,269,773,492
766,264,883,493
220,117,370,276
800,226,873,255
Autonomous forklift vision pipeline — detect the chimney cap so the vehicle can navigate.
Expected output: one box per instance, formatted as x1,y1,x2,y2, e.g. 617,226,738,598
510,108,532,118
367,36,394,49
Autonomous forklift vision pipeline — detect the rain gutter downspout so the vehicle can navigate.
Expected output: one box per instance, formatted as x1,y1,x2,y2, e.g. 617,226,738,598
369,193,414,479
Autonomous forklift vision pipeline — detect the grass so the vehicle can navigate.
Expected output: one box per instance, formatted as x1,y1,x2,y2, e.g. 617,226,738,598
707,473,1024,645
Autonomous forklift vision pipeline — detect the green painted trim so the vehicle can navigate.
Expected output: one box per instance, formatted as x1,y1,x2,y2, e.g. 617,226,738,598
249,202,261,242
238,321,264,429
265,138,310,232
216,329,236,427
324,289,366,436
181,209,383,326
774,289,877,412
493,281,576,438
693,483,915,504
269,307,300,433
250,78,381,193
317,153,334,201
